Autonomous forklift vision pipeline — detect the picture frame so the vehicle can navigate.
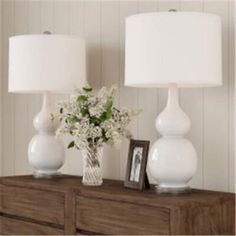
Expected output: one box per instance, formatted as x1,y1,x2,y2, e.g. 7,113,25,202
124,139,150,190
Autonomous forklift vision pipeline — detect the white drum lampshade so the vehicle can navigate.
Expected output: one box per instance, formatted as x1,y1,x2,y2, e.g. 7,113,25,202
125,12,222,193
8,34,86,177
9,34,86,93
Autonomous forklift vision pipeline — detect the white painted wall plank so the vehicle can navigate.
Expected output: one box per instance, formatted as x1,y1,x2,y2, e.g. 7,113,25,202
137,0,158,184
84,1,101,90
41,0,53,34
180,0,204,189
2,0,15,176
66,0,85,176
0,0,2,176
14,0,30,175
137,1,158,143
101,1,120,180
229,0,235,193
119,1,139,180
53,0,70,174
74,1,103,177
28,0,41,164
203,1,229,191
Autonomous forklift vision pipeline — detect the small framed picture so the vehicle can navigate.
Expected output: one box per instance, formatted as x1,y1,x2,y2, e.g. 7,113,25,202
124,139,150,190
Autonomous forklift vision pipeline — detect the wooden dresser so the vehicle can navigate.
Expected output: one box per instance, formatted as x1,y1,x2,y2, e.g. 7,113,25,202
0,175,235,235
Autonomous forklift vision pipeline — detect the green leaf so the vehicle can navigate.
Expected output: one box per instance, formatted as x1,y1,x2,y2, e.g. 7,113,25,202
100,112,107,122
106,108,112,119
77,95,87,102
104,98,113,120
90,116,100,125
83,87,92,92
80,108,88,117
67,141,75,149
106,99,113,110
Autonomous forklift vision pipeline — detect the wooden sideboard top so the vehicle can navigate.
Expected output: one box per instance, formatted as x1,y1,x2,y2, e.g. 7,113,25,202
0,175,235,235
0,175,234,209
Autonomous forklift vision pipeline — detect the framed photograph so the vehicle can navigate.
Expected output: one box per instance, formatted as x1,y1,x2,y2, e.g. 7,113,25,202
124,139,150,190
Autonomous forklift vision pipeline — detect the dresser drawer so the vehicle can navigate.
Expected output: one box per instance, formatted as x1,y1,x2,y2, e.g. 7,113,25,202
0,185,65,225
76,196,170,235
0,215,64,235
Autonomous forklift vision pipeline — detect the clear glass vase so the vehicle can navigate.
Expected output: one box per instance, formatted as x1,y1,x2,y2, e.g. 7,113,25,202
82,145,103,186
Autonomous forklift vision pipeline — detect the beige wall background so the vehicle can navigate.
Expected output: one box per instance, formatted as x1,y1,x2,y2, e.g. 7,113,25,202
0,0,235,192
0,0,2,177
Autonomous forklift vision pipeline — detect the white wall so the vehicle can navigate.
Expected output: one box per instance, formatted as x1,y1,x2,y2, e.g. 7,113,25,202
0,0,2,177
0,0,235,193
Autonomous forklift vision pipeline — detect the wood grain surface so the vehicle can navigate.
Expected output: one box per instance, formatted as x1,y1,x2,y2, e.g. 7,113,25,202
76,195,170,235
0,215,64,235
0,175,235,235
0,184,65,225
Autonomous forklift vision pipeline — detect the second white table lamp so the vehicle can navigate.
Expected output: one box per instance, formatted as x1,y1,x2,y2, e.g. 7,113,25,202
9,34,86,177
125,11,222,193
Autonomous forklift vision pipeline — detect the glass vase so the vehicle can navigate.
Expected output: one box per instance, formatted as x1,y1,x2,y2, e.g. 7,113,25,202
82,145,103,186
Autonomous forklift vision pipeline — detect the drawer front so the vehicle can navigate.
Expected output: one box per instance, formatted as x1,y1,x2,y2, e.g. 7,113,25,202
76,196,170,235
0,185,65,225
0,216,64,235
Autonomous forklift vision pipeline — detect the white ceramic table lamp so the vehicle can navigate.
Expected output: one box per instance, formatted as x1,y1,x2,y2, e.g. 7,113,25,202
125,12,222,193
9,34,86,177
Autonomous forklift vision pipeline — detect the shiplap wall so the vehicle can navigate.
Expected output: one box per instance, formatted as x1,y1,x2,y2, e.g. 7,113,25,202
0,0,2,177
0,0,235,192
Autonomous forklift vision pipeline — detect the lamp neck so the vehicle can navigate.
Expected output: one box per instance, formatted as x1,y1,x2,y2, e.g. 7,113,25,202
167,85,179,107
42,91,52,110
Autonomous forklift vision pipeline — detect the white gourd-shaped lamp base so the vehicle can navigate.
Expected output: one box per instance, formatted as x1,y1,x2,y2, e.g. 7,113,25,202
148,84,197,193
28,92,65,178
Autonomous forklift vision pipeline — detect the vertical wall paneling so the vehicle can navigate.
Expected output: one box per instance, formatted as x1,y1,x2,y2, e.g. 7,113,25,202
2,1,15,175
0,0,2,176
101,1,120,179
67,0,85,175
84,1,101,90
203,1,229,191
119,1,138,180
28,0,41,165
179,0,204,189
137,1,158,142
137,0,158,184
14,0,30,175
0,0,234,192
83,1,102,177
53,0,70,174
229,0,235,193
41,0,53,33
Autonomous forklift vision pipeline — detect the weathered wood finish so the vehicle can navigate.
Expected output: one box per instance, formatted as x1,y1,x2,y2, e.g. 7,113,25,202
76,196,170,235
0,175,235,235
0,184,65,225
0,215,64,235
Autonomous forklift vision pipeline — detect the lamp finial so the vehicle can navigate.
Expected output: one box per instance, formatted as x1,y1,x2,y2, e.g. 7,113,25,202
43,31,51,35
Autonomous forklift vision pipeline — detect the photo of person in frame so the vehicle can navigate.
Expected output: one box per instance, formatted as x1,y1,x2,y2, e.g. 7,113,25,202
129,147,143,182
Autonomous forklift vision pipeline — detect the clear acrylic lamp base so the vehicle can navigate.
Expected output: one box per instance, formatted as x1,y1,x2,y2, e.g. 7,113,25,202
148,85,197,194
28,92,65,178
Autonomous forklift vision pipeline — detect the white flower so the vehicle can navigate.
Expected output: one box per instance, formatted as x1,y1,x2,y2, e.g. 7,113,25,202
89,105,104,118
55,84,140,150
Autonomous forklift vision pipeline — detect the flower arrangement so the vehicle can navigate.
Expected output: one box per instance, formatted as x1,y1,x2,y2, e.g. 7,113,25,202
55,85,140,150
